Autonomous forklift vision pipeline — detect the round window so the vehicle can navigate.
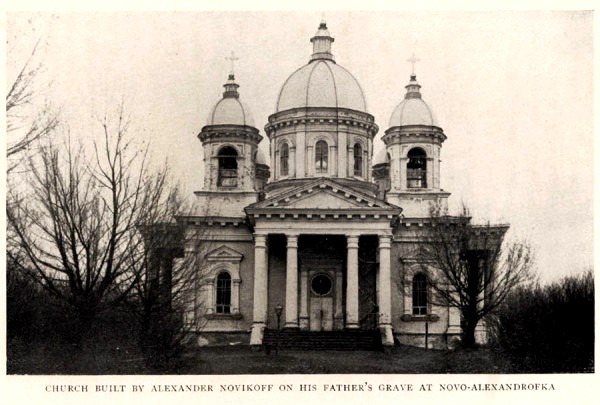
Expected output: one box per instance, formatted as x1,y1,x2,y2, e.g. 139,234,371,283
311,274,333,296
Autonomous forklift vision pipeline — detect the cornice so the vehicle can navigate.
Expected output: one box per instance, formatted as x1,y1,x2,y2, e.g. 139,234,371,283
265,107,378,138
382,125,447,145
198,124,263,145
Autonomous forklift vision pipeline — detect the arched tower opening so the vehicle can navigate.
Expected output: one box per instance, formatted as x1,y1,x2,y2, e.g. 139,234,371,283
218,146,239,187
407,147,427,189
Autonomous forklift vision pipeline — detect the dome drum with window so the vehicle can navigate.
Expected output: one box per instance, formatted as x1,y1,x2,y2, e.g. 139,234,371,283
315,140,329,174
264,21,378,187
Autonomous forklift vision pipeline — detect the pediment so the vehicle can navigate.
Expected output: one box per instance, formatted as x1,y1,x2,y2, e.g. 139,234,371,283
206,245,243,262
273,188,365,209
247,178,396,211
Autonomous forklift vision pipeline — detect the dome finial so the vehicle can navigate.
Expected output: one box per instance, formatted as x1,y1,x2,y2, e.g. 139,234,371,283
404,53,422,99
222,53,240,99
310,19,335,62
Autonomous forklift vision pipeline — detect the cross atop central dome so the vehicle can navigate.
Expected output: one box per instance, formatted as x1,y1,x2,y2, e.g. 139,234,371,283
275,21,368,113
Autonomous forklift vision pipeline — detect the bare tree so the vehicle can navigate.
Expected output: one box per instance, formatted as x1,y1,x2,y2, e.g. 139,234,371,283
128,209,214,370
6,39,59,173
6,106,180,342
415,204,533,347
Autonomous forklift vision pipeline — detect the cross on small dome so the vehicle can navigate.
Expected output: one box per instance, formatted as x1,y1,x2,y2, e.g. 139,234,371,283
225,51,239,75
407,53,420,75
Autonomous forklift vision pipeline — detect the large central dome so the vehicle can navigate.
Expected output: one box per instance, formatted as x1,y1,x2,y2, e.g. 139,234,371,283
275,21,367,113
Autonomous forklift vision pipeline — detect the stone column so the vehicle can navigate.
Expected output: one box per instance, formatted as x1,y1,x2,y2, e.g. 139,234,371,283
334,271,344,330
299,271,309,329
285,234,299,328
345,235,359,328
378,234,394,346
250,234,268,345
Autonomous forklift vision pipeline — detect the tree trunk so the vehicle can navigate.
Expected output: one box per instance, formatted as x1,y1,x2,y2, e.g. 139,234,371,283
72,299,98,346
462,319,477,348
462,304,479,348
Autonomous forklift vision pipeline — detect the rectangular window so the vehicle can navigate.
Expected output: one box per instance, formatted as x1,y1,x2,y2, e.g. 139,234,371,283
216,274,232,313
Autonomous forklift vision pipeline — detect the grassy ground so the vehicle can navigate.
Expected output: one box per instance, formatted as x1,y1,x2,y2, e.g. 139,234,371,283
8,337,515,374
183,345,515,374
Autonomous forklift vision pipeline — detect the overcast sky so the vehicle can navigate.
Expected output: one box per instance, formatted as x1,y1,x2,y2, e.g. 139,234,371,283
6,11,593,283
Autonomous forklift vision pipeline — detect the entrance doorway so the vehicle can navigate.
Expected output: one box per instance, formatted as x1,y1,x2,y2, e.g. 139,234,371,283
299,235,345,331
309,273,334,331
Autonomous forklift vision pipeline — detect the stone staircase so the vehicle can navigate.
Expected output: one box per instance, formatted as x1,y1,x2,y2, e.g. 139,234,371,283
262,329,383,352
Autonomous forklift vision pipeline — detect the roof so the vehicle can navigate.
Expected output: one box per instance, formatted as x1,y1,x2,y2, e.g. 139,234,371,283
208,97,255,126
389,74,437,127
276,60,367,112
246,177,402,222
206,74,255,126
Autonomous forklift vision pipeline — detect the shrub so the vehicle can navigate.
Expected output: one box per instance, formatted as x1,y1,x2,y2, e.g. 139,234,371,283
490,270,594,372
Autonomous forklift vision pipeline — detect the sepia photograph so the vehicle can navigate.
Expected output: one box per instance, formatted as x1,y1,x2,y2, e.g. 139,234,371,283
4,7,594,388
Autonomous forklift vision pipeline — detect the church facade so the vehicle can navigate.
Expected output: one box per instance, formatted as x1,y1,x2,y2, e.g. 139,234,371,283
178,21,489,349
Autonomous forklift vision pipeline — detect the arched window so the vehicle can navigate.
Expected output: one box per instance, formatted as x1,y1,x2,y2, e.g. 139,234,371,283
407,147,427,189
218,146,238,187
353,143,363,176
315,140,328,174
216,272,232,313
280,143,289,176
412,273,428,315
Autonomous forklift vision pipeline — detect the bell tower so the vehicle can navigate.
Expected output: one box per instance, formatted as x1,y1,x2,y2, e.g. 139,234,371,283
198,70,268,193
379,60,449,216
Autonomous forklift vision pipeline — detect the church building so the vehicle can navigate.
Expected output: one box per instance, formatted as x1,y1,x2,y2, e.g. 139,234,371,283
178,21,493,349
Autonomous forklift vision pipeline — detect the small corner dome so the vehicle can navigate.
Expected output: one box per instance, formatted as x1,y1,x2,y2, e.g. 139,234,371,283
207,98,255,126
372,146,389,165
255,148,268,165
389,74,437,128
389,98,436,127
206,74,255,127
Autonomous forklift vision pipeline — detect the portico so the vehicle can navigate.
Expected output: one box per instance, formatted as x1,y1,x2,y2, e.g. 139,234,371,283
245,177,401,346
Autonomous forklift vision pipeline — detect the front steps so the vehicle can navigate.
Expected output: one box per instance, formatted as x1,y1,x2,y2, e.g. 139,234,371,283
262,329,384,352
